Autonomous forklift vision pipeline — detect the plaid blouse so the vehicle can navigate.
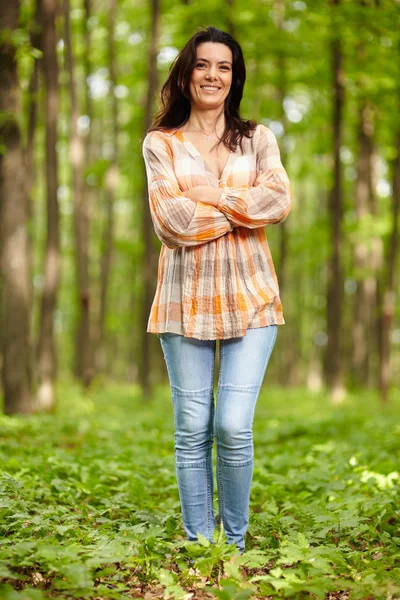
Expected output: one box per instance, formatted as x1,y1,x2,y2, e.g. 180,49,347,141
142,123,292,340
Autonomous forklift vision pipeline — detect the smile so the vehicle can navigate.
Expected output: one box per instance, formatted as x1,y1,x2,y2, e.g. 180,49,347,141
200,86,221,92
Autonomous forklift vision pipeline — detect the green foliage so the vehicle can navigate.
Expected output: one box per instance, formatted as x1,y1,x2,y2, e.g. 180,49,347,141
0,382,399,598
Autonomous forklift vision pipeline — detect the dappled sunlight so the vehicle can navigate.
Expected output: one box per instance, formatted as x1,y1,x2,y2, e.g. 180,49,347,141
360,469,399,490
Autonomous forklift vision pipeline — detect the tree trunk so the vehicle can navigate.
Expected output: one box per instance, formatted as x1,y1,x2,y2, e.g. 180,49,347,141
351,1,382,390
324,0,345,400
95,0,119,373
274,0,295,385
139,0,160,400
36,0,60,411
63,0,93,387
0,0,32,414
25,0,42,312
351,102,376,385
379,127,400,402
83,0,97,382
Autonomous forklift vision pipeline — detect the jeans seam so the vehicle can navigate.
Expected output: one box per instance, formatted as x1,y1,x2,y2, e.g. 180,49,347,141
176,461,208,468
216,340,225,531
171,384,215,394
218,384,260,390
218,457,254,467
207,342,216,539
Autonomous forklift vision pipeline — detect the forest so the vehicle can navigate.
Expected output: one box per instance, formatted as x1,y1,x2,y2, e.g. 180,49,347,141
0,0,399,598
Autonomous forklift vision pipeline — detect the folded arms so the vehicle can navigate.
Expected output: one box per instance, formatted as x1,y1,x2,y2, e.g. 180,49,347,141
142,125,292,249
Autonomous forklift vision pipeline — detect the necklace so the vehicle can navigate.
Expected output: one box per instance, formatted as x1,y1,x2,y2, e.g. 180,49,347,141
188,114,224,142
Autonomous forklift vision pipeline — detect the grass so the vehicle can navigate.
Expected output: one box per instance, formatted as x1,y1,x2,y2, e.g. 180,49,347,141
0,378,399,599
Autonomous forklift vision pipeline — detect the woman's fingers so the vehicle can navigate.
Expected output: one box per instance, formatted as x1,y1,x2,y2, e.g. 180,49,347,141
255,170,285,190
255,171,276,185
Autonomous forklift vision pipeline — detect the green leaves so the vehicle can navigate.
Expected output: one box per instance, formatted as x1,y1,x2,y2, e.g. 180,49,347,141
0,383,399,597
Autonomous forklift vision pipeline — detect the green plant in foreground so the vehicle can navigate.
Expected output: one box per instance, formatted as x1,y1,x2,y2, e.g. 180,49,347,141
0,382,399,598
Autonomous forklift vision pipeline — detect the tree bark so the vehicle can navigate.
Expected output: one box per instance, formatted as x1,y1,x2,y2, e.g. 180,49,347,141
379,128,400,402
23,0,43,394
63,0,93,387
36,0,60,411
351,102,376,385
0,0,32,414
95,0,119,373
83,0,97,382
274,0,295,385
324,0,345,400
139,0,160,400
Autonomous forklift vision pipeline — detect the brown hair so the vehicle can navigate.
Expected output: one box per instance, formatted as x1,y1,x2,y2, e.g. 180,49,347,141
148,26,257,153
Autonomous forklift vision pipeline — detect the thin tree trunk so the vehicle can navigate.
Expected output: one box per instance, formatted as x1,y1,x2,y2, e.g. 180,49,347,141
24,0,43,392
351,102,376,385
274,0,294,385
351,1,382,389
0,0,32,414
139,0,160,400
36,0,60,410
96,0,119,373
324,0,344,400
25,0,42,289
379,127,400,402
63,0,93,386
83,0,97,381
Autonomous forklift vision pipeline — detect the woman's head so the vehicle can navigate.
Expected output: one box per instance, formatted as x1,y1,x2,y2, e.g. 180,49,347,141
188,41,233,114
149,26,257,150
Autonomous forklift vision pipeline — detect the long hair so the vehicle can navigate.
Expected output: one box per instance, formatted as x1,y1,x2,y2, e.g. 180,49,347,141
148,26,257,153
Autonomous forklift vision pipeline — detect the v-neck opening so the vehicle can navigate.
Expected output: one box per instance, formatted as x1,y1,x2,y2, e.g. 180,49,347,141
174,131,235,182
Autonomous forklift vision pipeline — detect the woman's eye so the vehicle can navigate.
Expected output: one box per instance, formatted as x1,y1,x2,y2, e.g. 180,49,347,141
196,63,230,70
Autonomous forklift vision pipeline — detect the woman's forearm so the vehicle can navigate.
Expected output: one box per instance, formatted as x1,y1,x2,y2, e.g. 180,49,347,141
185,186,223,207
184,171,277,207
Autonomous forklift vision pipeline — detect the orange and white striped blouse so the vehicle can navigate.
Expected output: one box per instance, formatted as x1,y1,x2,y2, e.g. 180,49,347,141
142,123,292,340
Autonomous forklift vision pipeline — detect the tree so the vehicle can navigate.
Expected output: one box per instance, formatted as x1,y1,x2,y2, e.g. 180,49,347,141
36,0,60,410
324,0,345,400
63,0,93,386
140,0,160,399
0,0,32,414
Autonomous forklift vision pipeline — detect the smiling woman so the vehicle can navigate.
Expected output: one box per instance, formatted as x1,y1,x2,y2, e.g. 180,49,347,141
141,25,292,556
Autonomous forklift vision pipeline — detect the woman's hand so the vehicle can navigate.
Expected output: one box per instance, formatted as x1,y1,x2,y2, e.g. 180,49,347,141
254,169,286,192
184,170,286,206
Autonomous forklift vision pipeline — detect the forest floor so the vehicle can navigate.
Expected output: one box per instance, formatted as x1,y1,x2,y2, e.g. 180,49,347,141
0,379,399,600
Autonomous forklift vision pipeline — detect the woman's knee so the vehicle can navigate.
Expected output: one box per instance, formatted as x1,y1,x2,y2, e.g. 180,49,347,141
216,418,252,449
173,397,214,450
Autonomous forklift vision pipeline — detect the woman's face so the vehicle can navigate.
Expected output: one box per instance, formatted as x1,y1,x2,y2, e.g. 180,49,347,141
189,42,233,110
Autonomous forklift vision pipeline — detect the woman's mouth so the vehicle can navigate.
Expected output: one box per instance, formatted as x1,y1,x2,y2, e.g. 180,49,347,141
200,85,221,93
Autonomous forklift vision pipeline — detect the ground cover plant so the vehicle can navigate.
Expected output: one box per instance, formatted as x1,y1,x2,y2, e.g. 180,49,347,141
0,380,399,599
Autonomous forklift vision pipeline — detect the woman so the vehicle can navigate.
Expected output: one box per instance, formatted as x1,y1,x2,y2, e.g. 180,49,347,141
142,25,292,555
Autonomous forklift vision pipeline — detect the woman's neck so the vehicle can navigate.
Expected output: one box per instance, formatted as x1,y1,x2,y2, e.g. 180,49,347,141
186,107,225,134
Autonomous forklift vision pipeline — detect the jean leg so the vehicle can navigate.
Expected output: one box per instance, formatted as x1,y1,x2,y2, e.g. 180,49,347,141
215,325,278,553
158,333,216,542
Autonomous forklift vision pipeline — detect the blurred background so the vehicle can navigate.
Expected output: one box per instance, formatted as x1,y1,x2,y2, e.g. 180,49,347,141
1,4,400,597
0,0,399,415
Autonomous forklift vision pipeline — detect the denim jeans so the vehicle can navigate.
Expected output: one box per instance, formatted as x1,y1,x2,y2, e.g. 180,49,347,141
157,325,278,554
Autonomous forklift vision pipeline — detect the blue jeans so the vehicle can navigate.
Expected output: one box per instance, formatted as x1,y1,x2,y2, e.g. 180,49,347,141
157,325,278,554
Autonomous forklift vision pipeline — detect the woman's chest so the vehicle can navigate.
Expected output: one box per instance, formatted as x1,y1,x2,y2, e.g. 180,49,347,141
186,136,231,180
173,138,257,190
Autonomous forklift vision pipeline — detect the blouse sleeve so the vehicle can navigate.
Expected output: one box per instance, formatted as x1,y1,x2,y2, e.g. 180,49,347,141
142,131,234,249
215,125,292,229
